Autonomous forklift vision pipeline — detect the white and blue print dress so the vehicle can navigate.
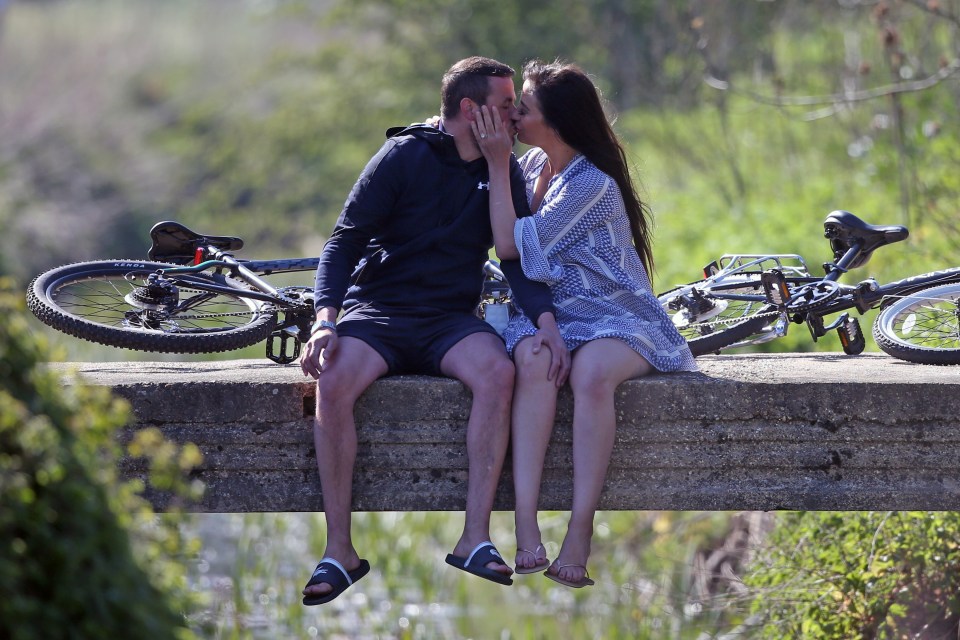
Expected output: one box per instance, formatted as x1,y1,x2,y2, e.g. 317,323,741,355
503,148,697,373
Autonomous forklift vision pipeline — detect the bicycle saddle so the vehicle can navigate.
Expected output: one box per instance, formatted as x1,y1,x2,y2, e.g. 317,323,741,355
147,221,245,264
823,210,908,269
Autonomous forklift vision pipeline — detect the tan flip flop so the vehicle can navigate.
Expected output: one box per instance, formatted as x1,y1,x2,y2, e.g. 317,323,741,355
544,563,595,588
514,543,550,574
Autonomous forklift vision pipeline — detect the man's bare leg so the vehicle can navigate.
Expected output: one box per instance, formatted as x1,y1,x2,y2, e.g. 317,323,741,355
440,331,515,578
303,337,388,599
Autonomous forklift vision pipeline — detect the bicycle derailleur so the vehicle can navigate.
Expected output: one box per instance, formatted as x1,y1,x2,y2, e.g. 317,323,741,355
122,272,180,329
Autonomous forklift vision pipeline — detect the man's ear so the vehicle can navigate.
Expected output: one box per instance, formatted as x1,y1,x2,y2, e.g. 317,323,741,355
460,98,478,121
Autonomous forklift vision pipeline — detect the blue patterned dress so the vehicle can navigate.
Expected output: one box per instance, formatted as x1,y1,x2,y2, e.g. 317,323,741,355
503,148,697,372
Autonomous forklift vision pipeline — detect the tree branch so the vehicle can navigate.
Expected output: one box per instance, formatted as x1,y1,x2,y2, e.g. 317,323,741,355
901,0,960,31
704,57,960,108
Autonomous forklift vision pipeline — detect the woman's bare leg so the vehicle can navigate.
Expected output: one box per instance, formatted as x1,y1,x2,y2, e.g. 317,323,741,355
511,336,560,571
550,338,652,585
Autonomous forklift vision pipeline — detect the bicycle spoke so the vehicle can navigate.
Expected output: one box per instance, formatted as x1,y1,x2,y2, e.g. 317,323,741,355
672,297,774,337
889,300,960,348
29,259,280,354
53,273,263,334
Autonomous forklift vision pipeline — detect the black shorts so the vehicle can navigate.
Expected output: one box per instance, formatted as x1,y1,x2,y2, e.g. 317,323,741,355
336,305,502,376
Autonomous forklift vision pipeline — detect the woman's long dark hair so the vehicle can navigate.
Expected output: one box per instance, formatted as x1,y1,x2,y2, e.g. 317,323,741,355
523,59,655,275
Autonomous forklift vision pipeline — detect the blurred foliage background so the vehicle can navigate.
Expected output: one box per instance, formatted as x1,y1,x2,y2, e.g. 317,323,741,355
4,0,960,637
3,0,960,359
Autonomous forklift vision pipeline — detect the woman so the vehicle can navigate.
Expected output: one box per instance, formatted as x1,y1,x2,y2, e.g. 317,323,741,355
473,59,696,588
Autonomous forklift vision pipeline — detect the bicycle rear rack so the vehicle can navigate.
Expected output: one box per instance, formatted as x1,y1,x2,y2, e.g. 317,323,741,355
704,254,811,279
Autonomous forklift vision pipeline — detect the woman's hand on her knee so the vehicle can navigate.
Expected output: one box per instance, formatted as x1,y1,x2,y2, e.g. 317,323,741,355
532,312,570,387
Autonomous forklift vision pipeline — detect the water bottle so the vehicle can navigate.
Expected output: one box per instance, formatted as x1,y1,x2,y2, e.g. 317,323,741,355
484,303,509,336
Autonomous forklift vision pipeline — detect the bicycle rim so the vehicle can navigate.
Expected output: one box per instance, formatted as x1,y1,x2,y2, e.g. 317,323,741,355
873,282,960,364
28,260,277,354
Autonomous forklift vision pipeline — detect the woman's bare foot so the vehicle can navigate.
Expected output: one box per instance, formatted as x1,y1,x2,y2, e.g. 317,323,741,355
514,542,549,574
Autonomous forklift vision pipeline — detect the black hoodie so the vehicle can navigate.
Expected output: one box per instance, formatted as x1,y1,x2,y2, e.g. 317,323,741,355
314,124,554,322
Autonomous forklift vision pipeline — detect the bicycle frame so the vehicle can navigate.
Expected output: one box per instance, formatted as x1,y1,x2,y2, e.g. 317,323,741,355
152,245,512,362
147,245,321,363
161,254,321,305
685,226,960,351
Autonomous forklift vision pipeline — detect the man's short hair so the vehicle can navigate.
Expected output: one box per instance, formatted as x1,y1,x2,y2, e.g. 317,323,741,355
440,56,515,120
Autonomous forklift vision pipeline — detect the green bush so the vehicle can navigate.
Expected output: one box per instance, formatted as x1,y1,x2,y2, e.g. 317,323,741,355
0,279,200,640
747,511,960,639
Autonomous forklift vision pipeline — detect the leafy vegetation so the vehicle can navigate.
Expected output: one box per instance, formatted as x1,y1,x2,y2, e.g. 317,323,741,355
4,0,960,359
747,512,960,638
0,279,203,639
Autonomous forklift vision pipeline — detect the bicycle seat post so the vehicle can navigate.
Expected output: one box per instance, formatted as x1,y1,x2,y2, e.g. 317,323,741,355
823,241,863,281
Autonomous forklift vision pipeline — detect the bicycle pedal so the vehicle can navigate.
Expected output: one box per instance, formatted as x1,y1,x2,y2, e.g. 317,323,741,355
760,269,791,306
267,330,301,364
837,316,866,355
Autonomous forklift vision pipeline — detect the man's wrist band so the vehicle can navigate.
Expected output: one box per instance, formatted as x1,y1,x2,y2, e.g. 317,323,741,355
311,319,337,334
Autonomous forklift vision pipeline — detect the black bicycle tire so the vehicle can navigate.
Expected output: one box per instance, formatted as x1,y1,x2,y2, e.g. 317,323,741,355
658,281,777,356
28,259,277,354
872,281,960,365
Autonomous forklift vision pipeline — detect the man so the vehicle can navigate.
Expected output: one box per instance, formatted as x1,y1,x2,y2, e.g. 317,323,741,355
299,56,570,606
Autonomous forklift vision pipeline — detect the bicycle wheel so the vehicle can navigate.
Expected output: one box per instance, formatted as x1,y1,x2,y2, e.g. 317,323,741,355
28,260,277,354
873,282,960,364
658,278,778,356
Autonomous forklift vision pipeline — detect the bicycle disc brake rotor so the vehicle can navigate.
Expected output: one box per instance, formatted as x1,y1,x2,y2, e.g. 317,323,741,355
669,291,730,328
786,281,841,312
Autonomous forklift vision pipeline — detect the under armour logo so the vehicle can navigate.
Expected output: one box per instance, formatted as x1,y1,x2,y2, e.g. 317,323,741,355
477,181,490,190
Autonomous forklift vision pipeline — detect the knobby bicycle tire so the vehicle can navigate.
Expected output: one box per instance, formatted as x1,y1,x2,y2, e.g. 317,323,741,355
658,279,777,356
873,281,960,365
28,259,277,354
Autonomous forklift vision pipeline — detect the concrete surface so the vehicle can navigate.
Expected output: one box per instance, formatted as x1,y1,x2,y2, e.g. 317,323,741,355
51,353,960,512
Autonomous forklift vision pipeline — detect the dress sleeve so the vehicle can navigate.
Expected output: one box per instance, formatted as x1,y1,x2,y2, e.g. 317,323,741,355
515,165,618,284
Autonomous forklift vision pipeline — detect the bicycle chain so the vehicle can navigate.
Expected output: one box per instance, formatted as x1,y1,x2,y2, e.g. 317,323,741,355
155,287,309,321
160,310,267,321
687,308,781,329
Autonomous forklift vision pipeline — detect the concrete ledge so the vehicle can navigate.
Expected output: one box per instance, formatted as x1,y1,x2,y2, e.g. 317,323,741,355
52,354,960,512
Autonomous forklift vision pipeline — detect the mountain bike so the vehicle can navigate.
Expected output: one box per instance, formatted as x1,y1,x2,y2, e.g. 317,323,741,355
27,220,511,364
656,210,960,364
